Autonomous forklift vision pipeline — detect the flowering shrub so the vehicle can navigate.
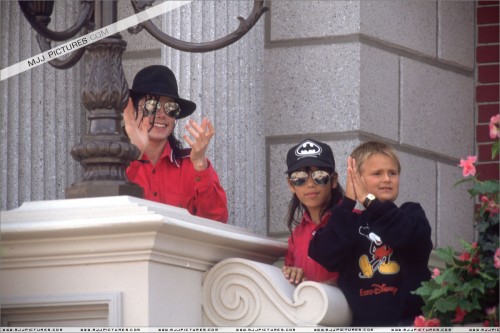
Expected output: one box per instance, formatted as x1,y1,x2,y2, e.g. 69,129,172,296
413,114,499,327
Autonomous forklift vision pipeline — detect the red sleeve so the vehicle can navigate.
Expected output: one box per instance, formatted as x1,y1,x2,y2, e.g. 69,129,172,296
284,236,295,266
185,160,228,223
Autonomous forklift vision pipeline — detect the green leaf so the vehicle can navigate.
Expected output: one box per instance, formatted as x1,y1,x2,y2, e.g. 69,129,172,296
470,297,481,310
476,221,490,233
435,268,461,286
458,299,481,312
459,240,476,253
477,271,495,281
428,287,449,301
435,296,459,312
492,141,499,159
435,247,456,263
413,282,435,297
460,281,482,298
472,180,500,195
468,279,485,293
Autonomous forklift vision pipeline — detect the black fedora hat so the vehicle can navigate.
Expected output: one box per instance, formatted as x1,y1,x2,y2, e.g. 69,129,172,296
129,65,196,119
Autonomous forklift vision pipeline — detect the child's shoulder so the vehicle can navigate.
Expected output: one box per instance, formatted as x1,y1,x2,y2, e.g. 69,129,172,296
399,201,424,209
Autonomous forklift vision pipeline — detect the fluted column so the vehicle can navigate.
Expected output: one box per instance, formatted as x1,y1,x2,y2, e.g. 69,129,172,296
0,1,86,209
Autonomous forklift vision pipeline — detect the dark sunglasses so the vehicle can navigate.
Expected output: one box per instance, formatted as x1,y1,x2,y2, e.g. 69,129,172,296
142,99,181,118
289,170,331,186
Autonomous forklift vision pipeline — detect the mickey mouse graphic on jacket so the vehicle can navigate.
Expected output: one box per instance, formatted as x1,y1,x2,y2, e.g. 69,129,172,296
358,227,400,279
309,141,432,327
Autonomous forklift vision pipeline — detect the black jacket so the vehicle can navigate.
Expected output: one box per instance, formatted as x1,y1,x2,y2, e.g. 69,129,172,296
308,198,433,326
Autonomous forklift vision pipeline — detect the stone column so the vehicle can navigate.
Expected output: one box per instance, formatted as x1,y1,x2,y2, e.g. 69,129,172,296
0,1,85,209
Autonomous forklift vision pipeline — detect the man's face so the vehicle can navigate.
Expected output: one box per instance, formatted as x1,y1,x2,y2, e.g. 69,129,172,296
139,96,177,142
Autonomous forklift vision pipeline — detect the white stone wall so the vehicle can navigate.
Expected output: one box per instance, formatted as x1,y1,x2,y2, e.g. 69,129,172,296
1,1,476,249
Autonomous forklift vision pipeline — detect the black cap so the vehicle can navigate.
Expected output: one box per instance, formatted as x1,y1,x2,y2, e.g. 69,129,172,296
129,65,196,119
286,139,336,173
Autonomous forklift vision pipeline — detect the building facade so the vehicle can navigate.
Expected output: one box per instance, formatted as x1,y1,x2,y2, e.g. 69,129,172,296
2,1,498,251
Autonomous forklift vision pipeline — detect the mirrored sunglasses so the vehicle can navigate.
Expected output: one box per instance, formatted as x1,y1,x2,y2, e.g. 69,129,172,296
142,99,181,118
289,170,331,186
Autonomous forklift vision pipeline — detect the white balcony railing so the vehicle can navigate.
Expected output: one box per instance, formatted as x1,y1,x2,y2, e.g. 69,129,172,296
0,196,351,327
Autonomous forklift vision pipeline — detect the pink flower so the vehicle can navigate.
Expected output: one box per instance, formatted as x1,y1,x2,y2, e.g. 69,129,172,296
468,265,480,275
489,114,500,139
494,248,500,269
414,315,426,327
486,306,497,317
458,251,471,261
458,156,477,177
426,318,441,327
481,196,500,214
431,267,440,279
452,307,467,323
483,319,500,327
413,316,441,327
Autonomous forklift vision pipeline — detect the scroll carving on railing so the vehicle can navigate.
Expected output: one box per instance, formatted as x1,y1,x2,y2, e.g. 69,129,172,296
202,258,352,327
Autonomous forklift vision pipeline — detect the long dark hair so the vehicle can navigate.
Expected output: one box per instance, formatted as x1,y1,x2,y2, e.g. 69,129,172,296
285,168,345,237
128,92,184,158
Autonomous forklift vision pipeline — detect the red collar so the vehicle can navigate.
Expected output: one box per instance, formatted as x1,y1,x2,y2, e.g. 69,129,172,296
141,141,180,167
303,210,332,228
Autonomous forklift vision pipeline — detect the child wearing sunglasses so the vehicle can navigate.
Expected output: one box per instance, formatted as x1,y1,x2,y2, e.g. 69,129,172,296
123,65,228,223
309,141,432,326
282,139,345,285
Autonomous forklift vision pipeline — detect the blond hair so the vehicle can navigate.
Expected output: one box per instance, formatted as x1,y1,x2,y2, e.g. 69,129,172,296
351,141,401,174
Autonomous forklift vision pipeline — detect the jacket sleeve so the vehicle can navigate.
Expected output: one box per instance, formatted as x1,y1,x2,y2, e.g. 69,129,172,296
186,160,229,223
360,200,433,260
308,198,359,272
284,236,294,267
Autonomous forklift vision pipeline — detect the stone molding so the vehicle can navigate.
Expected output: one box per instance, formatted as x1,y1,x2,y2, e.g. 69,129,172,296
0,196,287,271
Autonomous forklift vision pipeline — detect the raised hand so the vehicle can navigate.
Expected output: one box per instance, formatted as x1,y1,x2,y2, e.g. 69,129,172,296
345,156,356,201
183,117,215,171
349,157,369,204
123,98,149,158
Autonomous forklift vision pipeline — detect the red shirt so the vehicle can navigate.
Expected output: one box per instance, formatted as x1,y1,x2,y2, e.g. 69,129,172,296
285,211,339,284
126,142,228,223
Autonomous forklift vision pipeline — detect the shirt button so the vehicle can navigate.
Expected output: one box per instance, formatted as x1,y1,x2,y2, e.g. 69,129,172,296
153,192,157,196
152,169,156,174
195,177,201,182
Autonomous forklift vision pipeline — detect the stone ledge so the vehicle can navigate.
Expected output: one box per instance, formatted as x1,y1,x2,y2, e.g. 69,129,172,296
1,196,287,270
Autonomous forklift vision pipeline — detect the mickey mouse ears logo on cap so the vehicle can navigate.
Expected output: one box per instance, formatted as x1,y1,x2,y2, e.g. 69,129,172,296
295,140,322,158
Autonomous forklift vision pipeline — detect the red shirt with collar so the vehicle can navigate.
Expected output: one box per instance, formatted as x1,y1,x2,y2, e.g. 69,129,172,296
285,211,339,284
126,142,228,223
